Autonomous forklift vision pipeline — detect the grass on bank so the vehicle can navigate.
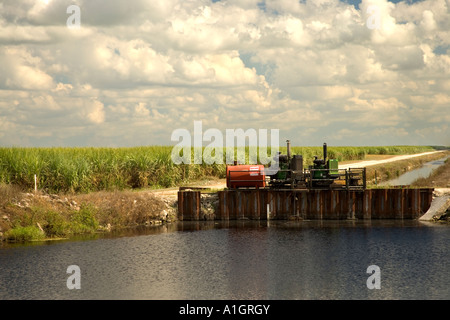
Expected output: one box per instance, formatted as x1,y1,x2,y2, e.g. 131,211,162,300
0,183,171,242
4,226,45,242
1,201,99,242
0,145,437,194
411,157,450,188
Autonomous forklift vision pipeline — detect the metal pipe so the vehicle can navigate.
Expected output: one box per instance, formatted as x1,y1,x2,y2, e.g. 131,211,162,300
323,143,327,161
287,140,291,160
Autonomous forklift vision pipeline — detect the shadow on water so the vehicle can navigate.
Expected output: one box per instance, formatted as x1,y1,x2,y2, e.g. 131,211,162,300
2,218,446,249
0,218,439,250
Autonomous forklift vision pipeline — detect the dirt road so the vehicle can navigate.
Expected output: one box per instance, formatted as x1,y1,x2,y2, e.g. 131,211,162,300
338,151,444,169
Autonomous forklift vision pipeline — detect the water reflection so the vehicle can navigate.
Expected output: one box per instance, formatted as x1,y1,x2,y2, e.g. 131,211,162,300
0,220,449,300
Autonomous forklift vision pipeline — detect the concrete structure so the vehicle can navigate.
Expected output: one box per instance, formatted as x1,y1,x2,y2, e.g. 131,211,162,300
419,194,450,221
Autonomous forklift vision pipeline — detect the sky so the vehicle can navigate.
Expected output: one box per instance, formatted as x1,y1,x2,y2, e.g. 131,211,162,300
0,0,449,148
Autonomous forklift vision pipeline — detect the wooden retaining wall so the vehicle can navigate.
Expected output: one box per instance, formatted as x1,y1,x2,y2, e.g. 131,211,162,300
177,188,434,221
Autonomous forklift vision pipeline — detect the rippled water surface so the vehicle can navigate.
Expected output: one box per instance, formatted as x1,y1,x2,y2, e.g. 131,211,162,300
1,220,449,300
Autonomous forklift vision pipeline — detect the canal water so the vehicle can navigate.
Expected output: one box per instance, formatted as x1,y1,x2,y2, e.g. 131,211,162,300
1,220,449,300
380,156,448,186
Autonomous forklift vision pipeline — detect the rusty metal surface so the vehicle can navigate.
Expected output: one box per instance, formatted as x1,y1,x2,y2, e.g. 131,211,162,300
179,188,434,221
177,191,200,221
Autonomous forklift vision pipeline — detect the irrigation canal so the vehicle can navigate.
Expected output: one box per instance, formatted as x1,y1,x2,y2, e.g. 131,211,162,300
380,156,449,186
1,219,449,299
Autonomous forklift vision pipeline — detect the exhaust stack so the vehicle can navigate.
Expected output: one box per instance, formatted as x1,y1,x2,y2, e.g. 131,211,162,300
287,140,291,160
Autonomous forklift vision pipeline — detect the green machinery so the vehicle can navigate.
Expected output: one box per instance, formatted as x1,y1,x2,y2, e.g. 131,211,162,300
268,141,366,190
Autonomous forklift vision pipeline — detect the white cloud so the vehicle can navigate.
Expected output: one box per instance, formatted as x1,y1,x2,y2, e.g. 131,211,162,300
0,47,54,90
421,10,437,32
135,102,150,117
0,0,449,147
86,100,105,124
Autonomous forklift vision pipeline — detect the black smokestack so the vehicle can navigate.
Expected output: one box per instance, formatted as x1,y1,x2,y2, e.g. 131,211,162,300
323,143,327,161
287,140,291,160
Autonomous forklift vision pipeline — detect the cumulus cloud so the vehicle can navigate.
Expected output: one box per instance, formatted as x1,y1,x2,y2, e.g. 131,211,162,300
0,47,54,90
0,0,449,147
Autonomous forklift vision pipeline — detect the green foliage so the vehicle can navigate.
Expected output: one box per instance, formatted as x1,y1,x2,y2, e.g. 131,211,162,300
0,145,436,193
2,205,101,241
69,205,99,234
4,226,45,242
42,210,69,237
